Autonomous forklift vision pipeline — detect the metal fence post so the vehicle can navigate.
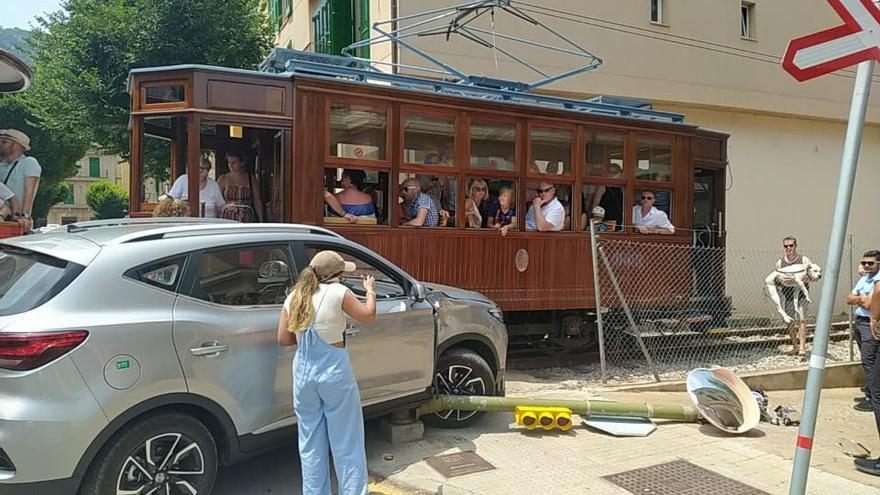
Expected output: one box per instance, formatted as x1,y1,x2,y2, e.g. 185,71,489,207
599,245,661,382
589,220,608,383
789,59,874,495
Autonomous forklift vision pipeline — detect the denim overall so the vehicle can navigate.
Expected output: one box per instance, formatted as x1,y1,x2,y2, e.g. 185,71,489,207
293,289,368,495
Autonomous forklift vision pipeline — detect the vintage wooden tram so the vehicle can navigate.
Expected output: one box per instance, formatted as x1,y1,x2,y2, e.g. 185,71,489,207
127,50,728,353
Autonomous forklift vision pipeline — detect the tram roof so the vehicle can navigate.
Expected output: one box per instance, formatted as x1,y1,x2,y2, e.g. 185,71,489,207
129,49,690,126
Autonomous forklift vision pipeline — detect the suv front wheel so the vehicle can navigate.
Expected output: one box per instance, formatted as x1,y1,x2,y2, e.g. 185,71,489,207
424,348,496,428
81,412,218,495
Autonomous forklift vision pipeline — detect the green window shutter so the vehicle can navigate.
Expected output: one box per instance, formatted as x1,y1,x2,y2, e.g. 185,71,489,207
358,0,370,58
328,0,354,55
64,184,74,205
89,157,100,178
274,0,282,31
285,0,292,18
269,0,277,30
313,2,331,54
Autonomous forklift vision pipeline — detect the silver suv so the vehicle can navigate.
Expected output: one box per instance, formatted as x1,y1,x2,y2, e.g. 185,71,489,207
0,218,507,494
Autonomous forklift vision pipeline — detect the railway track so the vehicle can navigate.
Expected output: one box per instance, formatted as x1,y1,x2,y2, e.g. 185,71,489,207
508,321,854,370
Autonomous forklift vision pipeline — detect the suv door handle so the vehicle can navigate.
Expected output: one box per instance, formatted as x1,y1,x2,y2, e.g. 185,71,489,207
190,341,229,357
345,323,361,337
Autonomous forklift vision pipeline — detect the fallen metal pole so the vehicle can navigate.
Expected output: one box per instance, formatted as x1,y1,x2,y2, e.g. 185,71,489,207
416,394,701,422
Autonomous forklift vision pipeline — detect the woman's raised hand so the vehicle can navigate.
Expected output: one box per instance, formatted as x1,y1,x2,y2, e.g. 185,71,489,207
363,275,375,294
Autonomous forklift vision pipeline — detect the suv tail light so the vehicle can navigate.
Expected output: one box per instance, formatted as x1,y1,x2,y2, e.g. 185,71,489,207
0,331,88,371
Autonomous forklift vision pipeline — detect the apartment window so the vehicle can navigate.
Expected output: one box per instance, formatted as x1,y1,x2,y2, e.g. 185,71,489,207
312,0,354,55
269,0,282,31
284,0,292,18
63,184,74,205
88,157,100,178
650,0,664,24
741,2,755,39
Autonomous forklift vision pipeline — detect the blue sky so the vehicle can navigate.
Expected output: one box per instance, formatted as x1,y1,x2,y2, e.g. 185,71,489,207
1,0,64,30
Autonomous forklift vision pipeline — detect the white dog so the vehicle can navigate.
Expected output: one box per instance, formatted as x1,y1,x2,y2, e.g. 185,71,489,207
764,263,823,324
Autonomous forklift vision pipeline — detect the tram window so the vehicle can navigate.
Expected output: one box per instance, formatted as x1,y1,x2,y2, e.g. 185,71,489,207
470,121,516,171
403,114,455,166
144,84,185,105
529,127,572,175
524,180,572,232
470,177,517,232
582,185,623,232
323,167,387,225
632,188,672,216
635,136,672,181
398,173,457,227
329,102,387,161
585,133,625,179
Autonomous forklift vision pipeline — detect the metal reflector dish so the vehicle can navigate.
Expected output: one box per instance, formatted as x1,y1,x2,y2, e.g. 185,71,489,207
0,49,33,93
686,368,760,434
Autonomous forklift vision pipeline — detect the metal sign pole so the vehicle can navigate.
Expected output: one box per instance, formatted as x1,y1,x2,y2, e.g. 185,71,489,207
789,58,875,495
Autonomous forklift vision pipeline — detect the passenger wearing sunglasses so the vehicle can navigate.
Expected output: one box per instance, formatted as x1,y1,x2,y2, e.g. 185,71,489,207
399,178,440,227
848,250,880,414
162,157,225,217
525,181,564,231
775,236,813,356
632,189,675,234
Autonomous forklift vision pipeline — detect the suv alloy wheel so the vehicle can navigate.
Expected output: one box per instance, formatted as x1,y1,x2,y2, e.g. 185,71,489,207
80,412,218,495
424,348,496,428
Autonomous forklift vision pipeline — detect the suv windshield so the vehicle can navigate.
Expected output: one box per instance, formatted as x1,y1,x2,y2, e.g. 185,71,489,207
0,246,83,316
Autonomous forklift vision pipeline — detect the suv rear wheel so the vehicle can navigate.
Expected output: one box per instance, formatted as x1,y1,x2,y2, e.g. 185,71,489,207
81,412,217,495
425,348,496,428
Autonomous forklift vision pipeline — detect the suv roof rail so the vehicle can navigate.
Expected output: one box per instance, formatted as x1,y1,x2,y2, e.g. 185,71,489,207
113,222,344,244
66,217,233,233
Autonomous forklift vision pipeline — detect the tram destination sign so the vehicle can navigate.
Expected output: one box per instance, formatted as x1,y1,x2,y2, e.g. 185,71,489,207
782,0,880,81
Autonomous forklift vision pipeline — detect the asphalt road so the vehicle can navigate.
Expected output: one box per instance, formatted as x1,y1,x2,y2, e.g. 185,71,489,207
214,442,304,494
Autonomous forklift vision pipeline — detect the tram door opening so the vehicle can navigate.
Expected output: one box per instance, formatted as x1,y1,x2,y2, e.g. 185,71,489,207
692,167,727,307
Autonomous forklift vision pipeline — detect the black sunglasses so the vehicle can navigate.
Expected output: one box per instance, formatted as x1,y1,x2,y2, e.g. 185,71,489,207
861,261,877,266
536,187,554,193
640,195,654,200
783,244,795,248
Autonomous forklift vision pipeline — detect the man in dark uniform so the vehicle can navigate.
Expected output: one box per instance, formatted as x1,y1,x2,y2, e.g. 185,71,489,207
855,252,880,476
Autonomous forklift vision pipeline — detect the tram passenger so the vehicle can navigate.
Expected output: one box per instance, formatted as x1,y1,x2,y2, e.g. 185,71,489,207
464,179,489,228
161,158,225,218
217,150,263,222
632,189,675,234
400,178,440,227
525,181,564,232
323,169,376,223
487,185,516,237
583,206,609,233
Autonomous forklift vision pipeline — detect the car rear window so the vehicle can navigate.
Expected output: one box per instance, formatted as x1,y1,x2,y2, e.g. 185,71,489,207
0,246,84,316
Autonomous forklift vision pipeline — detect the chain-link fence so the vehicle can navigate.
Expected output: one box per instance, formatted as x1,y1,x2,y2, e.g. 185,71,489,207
589,226,870,385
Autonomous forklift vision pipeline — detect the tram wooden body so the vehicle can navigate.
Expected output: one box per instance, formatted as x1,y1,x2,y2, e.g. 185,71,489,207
128,53,728,350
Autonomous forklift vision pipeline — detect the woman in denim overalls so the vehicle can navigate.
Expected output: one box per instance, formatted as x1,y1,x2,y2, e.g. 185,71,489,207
278,251,376,494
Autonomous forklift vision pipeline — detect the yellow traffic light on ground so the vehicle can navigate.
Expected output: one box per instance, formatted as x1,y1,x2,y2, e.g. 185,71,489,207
514,406,572,431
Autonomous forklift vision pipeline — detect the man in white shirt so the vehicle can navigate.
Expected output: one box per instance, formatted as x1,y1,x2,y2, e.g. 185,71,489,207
632,189,675,234
0,129,41,229
163,158,226,218
525,181,565,231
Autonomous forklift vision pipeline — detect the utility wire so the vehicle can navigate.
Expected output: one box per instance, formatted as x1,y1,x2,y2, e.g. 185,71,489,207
513,3,880,84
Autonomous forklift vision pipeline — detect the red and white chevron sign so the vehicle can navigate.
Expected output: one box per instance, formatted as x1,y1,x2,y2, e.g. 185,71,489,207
782,0,880,81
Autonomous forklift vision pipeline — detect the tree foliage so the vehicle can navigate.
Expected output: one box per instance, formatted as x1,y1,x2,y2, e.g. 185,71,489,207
0,95,86,220
85,180,129,219
25,0,273,182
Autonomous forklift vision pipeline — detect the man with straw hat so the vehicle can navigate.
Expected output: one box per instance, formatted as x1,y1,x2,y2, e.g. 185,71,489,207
0,129,41,230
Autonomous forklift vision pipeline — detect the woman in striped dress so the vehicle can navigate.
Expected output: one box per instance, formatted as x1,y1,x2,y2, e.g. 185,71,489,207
218,150,263,222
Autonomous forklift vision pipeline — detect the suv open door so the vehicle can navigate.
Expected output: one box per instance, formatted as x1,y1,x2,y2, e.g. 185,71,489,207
0,49,33,93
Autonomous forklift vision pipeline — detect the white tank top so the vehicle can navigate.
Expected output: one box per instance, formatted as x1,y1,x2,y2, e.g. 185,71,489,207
285,282,348,345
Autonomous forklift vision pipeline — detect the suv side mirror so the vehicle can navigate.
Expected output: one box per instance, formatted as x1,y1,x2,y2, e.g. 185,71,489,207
411,282,427,302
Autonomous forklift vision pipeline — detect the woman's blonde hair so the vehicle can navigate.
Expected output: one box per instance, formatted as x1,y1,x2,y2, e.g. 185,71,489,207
286,266,321,333
469,179,488,205
153,197,190,217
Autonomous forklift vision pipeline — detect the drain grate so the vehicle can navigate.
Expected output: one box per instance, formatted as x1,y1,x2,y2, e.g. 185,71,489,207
603,459,769,495
425,451,496,479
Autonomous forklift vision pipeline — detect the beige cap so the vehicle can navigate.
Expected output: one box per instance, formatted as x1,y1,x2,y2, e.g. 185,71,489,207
310,250,356,280
0,128,30,151
591,206,605,217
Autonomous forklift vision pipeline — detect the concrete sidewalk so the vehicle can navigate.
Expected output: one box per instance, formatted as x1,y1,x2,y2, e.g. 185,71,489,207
365,372,880,495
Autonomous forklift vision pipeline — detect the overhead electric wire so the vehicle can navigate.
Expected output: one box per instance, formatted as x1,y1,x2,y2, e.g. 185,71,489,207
512,2,880,84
